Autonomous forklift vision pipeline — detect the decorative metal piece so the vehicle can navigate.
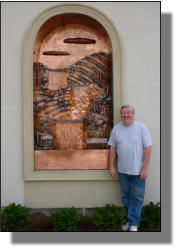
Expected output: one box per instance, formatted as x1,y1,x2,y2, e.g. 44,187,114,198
63,38,96,44
33,13,113,170
43,51,70,56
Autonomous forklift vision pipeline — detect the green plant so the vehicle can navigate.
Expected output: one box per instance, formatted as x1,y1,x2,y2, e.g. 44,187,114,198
2,203,30,231
92,204,126,230
140,202,160,230
51,207,81,231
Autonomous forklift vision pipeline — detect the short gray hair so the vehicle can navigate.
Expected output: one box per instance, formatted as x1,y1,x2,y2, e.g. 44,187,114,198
120,104,135,114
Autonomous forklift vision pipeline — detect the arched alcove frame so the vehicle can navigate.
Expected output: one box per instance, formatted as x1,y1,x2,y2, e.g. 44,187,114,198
23,4,122,181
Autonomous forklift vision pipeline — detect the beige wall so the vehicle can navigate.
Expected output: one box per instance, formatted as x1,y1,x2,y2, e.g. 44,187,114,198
2,2,160,207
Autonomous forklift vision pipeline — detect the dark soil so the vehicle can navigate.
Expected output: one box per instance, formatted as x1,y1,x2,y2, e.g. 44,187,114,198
1,212,160,232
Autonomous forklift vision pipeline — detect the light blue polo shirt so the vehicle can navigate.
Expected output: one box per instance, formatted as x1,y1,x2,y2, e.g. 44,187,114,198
108,121,154,175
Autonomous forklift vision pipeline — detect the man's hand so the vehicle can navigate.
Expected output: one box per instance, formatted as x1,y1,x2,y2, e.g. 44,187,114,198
109,146,117,178
109,167,117,178
140,168,148,179
140,146,152,179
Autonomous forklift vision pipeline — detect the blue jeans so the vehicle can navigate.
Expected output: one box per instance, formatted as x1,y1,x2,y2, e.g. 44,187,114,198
119,173,146,226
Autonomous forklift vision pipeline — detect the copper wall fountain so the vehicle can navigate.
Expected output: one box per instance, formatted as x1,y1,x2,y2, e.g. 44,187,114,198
33,14,113,170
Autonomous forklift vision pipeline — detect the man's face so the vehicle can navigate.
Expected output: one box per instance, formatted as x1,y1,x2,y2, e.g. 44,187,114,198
120,107,134,126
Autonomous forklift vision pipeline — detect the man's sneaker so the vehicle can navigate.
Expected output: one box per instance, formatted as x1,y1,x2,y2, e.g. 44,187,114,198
129,226,138,232
121,222,129,231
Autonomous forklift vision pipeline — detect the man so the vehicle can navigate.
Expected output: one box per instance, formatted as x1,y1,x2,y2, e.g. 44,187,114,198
108,104,153,232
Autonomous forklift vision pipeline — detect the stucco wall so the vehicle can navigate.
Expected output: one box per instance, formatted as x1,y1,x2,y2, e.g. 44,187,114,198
1,2,160,207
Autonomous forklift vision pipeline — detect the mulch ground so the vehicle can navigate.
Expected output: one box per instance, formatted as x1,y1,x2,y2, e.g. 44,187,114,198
1,212,160,232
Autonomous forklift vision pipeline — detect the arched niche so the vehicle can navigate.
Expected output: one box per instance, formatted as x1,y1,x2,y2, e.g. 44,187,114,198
23,4,122,181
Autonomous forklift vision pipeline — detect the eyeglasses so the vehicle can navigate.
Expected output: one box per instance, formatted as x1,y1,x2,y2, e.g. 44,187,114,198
120,111,133,115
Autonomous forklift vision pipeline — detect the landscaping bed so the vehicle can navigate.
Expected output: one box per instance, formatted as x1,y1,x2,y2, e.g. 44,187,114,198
2,212,160,232
1,202,160,232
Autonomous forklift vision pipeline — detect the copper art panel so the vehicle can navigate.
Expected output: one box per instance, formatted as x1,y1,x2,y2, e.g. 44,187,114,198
33,14,113,170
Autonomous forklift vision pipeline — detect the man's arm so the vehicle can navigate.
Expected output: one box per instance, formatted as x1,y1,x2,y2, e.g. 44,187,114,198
140,146,152,179
109,146,117,178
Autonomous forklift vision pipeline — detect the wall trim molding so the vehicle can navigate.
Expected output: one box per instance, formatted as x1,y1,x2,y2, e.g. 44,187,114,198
23,3,122,181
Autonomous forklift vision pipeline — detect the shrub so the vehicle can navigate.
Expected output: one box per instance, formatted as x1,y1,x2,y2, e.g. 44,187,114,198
2,203,30,231
140,202,160,230
92,204,126,230
51,207,81,231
